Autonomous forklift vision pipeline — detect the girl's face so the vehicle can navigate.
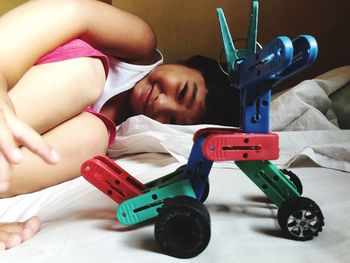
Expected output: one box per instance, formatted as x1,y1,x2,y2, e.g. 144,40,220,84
130,64,207,125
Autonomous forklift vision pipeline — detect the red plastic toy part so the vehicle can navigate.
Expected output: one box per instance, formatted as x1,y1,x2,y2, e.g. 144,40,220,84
193,127,240,141
202,132,279,161
81,155,146,204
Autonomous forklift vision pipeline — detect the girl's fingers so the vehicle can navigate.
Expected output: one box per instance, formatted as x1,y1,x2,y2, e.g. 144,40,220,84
0,241,5,251
0,222,24,233
12,121,60,164
0,217,41,249
0,114,23,164
0,231,22,249
0,110,60,192
0,153,9,192
6,113,60,165
23,216,41,235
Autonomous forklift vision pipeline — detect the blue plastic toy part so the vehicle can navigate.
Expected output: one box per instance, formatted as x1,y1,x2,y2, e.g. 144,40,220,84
238,35,318,133
238,37,293,133
240,81,271,134
183,136,213,201
238,35,318,89
238,36,294,89
273,35,318,87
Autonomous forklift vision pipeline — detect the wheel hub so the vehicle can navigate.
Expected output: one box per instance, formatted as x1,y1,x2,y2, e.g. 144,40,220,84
288,209,319,237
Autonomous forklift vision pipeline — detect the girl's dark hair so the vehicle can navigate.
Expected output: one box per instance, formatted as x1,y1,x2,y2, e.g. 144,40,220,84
179,55,240,127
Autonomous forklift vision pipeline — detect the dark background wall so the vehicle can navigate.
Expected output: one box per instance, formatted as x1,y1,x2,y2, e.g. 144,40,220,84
1,0,349,91
113,0,350,91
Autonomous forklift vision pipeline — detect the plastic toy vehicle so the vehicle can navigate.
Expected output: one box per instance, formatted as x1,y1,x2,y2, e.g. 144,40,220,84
81,0,324,258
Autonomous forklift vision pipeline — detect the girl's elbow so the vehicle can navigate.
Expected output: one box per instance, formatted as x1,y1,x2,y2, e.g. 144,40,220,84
129,22,157,62
140,28,157,58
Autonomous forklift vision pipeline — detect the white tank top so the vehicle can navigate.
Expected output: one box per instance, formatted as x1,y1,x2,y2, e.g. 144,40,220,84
92,50,163,112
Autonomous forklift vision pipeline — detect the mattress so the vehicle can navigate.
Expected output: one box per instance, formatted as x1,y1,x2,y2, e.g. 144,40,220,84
1,66,349,262
0,161,349,263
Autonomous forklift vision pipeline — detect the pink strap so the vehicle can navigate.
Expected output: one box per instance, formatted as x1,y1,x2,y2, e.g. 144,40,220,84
85,108,116,147
36,39,109,78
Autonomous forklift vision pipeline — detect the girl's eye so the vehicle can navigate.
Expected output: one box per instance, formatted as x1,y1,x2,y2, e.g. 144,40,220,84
169,117,176,125
177,83,188,101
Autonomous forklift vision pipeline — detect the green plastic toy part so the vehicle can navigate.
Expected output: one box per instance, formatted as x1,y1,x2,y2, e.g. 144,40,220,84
235,160,301,207
117,179,196,225
216,0,258,81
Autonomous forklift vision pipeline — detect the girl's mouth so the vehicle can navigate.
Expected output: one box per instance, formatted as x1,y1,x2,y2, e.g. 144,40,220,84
142,84,154,114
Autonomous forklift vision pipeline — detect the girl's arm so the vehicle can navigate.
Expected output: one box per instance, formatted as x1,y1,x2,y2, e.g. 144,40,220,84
0,0,156,191
0,0,157,88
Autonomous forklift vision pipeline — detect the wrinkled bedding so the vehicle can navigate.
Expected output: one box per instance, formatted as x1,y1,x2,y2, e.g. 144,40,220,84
108,65,350,172
0,66,349,263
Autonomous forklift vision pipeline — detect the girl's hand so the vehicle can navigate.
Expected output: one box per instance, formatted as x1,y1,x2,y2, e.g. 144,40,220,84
0,104,60,192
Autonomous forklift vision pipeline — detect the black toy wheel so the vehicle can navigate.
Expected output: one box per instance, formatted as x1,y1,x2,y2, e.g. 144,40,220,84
200,181,210,203
154,195,211,258
281,169,303,195
277,197,324,241
174,164,187,173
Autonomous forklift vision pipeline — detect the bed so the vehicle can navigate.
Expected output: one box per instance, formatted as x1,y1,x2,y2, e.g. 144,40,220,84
0,66,349,263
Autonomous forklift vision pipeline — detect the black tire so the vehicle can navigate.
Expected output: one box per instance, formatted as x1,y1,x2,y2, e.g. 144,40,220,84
277,197,324,241
200,181,210,203
281,169,303,195
154,196,211,258
174,164,187,173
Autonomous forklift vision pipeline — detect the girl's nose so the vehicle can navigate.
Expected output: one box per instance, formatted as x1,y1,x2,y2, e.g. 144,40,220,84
153,93,178,113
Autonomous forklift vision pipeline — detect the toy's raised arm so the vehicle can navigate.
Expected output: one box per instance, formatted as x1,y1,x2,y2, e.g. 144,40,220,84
242,0,259,57
216,0,259,83
216,7,237,75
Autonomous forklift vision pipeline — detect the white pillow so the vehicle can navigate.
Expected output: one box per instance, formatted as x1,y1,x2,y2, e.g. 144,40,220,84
330,82,350,129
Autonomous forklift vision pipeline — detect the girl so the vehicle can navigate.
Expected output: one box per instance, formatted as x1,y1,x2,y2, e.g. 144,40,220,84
0,0,239,250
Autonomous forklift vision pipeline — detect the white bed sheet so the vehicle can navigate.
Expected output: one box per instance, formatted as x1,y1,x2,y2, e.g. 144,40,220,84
0,160,349,263
1,66,349,262
107,65,350,173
